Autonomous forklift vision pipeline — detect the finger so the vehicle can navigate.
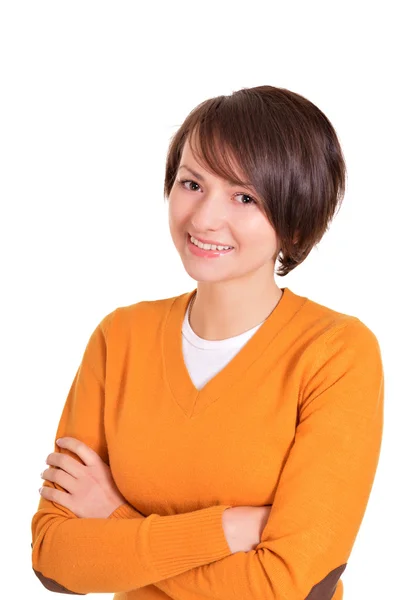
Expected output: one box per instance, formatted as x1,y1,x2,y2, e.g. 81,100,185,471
39,484,75,513
41,467,78,493
45,452,84,478
55,437,102,467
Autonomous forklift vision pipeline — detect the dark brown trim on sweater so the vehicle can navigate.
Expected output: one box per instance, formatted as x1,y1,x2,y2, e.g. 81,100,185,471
32,568,86,594
305,564,347,599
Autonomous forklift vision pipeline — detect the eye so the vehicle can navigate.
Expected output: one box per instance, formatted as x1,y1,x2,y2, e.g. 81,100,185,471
234,193,257,206
178,179,201,192
178,179,257,206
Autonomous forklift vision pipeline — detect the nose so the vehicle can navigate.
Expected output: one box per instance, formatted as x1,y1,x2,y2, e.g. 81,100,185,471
190,194,228,232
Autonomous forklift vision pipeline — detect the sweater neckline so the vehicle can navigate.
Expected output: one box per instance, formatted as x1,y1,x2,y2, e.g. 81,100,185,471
163,286,307,418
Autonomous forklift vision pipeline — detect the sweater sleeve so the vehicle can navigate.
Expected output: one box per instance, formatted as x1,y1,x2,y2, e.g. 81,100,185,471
31,312,232,595
121,318,383,600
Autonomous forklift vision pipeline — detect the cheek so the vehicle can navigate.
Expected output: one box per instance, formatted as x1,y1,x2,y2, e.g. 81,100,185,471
242,222,279,254
168,206,190,248
168,198,190,229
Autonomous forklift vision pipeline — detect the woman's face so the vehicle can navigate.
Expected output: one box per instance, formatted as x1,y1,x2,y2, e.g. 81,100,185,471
168,135,280,286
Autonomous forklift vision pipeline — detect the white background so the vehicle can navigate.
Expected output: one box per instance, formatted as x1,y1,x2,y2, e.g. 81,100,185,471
1,1,396,598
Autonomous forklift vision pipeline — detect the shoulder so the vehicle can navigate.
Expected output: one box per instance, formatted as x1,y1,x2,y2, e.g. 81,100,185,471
294,293,383,407
95,291,186,342
297,292,381,352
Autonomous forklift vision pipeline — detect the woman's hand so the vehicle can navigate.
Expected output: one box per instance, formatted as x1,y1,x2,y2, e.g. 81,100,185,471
39,437,127,518
222,505,272,553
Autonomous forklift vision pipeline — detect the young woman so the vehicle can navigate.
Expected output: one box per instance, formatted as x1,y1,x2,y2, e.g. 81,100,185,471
31,85,384,600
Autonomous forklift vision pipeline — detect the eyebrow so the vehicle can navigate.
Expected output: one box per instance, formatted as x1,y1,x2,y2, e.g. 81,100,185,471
178,164,253,189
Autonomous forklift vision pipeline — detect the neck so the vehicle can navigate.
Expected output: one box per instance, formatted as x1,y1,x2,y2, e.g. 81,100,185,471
188,282,283,341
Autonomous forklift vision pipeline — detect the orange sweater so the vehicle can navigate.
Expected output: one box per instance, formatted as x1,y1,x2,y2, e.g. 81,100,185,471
31,287,384,599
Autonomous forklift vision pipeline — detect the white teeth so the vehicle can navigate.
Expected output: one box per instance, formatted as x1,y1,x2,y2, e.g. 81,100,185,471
190,235,233,251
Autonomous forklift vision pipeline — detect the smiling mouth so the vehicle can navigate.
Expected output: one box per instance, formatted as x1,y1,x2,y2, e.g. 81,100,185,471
186,232,235,256
187,233,234,249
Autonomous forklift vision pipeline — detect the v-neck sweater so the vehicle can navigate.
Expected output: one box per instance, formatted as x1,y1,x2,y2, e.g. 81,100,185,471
31,286,384,600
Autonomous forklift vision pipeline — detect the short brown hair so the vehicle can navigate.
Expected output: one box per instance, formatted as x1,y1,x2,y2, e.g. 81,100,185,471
163,85,346,277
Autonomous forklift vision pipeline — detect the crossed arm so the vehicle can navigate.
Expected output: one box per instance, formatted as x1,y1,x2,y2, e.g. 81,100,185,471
32,316,384,598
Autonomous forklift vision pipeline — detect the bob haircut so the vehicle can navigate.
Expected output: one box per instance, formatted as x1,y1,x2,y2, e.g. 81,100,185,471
163,85,346,277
